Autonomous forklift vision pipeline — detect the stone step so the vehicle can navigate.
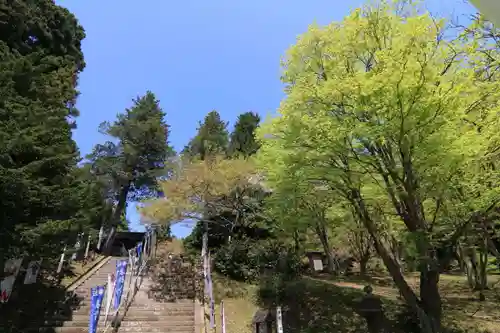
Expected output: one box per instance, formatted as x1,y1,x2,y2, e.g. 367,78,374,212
47,314,194,323
76,281,116,289
123,315,193,322
146,292,195,297
38,326,194,333
86,267,117,272
42,317,194,328
13,302,87,313
71,306,194,316
134,293,195,300
86,265,116,270
128,300,194,306
119,320,195,328
123,309,194,317
116,326,194,333
41,321,113,328
76,280,143,292
78,271,122,277
71,300,193,310
76,278,113,284
31,258,197,333
141,286,193,290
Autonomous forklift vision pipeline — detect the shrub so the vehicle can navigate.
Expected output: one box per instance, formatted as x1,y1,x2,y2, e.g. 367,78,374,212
213,238,302,282
213,238,261,281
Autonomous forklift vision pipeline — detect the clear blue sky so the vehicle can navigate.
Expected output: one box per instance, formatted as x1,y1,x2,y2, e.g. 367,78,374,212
57,0,476,238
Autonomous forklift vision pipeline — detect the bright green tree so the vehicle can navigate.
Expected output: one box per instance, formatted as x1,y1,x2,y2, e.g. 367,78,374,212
263,164,339,271
256,2,500,331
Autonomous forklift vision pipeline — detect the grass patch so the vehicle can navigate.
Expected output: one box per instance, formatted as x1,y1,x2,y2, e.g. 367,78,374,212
204,274,259,333
214,296,259,333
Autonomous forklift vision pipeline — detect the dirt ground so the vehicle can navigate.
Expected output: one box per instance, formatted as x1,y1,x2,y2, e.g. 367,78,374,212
309,273,500,333
164,239,500,332
206,272,500,333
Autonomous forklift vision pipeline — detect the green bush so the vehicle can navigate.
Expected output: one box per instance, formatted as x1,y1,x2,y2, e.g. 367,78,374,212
213,238,302,282
213,238,261,281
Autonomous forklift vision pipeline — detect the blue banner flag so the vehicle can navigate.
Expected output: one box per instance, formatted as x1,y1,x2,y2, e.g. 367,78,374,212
136,242,143,258
113,259,128,310
89,285,105,333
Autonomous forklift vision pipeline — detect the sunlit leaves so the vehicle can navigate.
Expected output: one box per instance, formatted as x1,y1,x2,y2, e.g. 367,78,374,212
258,1,500,234
140,156,256,225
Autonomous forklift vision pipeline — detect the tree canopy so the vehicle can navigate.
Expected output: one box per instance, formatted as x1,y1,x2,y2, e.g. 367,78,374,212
182,110,229,160
228,111,261,157
0,0,86,262
255,2,500,331
86,91,174,252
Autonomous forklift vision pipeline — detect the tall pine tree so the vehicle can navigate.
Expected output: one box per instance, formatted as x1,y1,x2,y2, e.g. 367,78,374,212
182,110,229,160
87,91,174,253
228,111,260,157
0,0,86,264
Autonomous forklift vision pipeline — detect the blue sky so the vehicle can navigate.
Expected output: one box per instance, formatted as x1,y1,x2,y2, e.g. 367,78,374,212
57,0,476,238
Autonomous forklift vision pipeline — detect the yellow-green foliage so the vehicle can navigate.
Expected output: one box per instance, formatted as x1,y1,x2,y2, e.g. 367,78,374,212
256,1,500,238
140,156,256,225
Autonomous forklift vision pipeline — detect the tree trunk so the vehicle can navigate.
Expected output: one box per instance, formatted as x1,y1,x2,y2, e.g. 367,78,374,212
390,236,402,268
469,248,481,290
480,251,488,289
315,221,335,273
103,182,131,255
464,256,477,289
420,265,442,332
477,238,488,300
350,190,440,333
293,229,301,252
456,243,466,273
359,254,369,277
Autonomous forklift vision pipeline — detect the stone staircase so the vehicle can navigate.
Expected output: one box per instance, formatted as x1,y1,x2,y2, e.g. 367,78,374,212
2,249,199,333
116,282,195,333
114,254,197,333
38,256,121,333
42,254,198,333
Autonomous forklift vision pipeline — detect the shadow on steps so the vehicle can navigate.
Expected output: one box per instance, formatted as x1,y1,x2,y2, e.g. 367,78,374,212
0,276,84,333
0,257,120,333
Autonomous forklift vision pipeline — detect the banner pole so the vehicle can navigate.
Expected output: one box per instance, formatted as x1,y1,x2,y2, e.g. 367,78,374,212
84,234,92,260
56,246,66,274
